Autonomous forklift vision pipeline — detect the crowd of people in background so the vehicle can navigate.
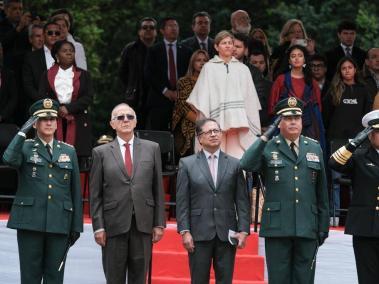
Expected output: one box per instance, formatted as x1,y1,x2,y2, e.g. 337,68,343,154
1,1,379,223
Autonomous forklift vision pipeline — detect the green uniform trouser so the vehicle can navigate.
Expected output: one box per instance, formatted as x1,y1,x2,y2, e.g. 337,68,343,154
265,237,317,284
17,229,69,284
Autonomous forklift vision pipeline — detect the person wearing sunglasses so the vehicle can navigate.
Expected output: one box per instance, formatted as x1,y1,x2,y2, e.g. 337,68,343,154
38,39,93,168
23,21,60,106
119,17,157,129
90,103,166,284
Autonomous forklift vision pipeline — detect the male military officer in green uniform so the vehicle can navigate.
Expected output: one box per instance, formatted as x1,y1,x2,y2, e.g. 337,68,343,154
240,97,329,284
329,110,379,284
3,98,83,284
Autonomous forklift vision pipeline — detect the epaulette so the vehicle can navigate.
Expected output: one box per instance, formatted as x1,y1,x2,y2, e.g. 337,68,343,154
58,141,74,148
25,139,35,142
304,136,319,144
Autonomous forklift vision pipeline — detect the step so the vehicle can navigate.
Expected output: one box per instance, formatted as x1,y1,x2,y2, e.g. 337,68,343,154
152,276,267,284
152,251,265,281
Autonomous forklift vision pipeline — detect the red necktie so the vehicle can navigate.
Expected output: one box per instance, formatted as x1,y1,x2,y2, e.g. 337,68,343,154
168,43,177,89
124,143,133,176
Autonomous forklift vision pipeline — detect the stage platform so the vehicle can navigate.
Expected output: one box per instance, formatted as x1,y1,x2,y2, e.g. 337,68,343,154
0,219,358,284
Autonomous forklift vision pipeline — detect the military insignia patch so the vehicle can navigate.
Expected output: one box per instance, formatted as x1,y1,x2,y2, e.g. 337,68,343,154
306,153,319,162
288,97,297,107
58,154,71,162
43,99,53,109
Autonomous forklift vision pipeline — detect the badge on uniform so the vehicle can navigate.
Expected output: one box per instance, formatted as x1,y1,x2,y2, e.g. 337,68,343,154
30,153,42,164
64,173,69,180
306,153,319,162
58,154,71,163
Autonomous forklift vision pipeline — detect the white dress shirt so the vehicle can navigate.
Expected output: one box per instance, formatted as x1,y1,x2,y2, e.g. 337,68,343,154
44,45,55,70
203,148,220,185
163,39,178,94
285,138,300,155
196,36,209,51
340,43,353,56
54,66,74,104
117,135,134,164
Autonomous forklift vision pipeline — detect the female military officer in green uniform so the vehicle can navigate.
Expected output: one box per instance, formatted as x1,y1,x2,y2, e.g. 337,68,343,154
240,97,329,284
3,98,83,284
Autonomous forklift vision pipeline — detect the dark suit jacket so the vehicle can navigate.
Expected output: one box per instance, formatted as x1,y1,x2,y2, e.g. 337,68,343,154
176,150,250,242
38,68,93,157
90,137,166,237
181,36,216,58
23,48,47,102
325,45,366,81
144,41,191,110
0,68,18,122
329,146,379,237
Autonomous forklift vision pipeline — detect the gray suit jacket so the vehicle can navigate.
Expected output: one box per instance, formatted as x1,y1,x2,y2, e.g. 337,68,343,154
89,137,166,237
176,150,250,242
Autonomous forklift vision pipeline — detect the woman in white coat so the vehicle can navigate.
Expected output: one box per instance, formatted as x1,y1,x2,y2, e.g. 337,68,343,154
187,30,261,158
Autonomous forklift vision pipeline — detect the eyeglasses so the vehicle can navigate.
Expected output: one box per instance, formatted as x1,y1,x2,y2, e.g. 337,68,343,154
310,63,325,69
199,129,221,137
141,25,155,30
112,114,135,121
47,30,61,36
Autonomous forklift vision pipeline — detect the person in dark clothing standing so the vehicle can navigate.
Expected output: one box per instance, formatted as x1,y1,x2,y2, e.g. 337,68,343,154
323,57,372,225
119,17,157,129
329,110,379,284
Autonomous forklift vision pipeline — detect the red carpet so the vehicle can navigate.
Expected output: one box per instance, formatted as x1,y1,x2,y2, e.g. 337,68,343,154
152,224,266,284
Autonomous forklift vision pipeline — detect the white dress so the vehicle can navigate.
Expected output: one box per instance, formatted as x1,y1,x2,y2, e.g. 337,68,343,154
187,55,261,158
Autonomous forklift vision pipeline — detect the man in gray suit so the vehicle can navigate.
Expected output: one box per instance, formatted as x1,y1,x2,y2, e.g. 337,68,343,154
176,118,250,284
89,103,166,284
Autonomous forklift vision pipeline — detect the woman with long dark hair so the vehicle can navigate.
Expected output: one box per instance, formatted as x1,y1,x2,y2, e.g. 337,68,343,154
172,49,209,157
323,57,372,225
269,44,325,147
38,40,93,165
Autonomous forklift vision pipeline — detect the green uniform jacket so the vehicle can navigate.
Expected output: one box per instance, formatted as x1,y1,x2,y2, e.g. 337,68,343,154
240,134,329,239
3,133,83,234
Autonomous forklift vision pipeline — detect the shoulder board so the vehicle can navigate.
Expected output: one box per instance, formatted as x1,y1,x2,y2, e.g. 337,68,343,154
304,136,319,144
58,141,74,148
25,139,35,142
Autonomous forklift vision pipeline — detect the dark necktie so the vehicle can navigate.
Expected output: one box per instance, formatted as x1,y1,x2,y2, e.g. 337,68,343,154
200,41,206,51
46,144,52,160
290,142,298,160
345,47,352,57
168,43,177,89
124,143,133,176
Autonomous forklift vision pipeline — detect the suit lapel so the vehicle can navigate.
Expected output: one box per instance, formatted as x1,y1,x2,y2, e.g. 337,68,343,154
131,137,141,180
216,151,228,191
110,139,129,178
276,135,297,163
39,48,47,70
197,151,216,191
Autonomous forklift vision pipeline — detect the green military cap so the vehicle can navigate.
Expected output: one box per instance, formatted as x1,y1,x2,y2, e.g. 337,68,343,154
96,135,113,145
29,98,59,118
362,110,379,129
274,97,304,116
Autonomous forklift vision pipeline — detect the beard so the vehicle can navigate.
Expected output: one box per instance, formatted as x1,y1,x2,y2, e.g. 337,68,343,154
235,24,251,35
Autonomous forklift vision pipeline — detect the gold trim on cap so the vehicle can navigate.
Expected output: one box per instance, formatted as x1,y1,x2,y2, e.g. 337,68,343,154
277,107,302,115
33,109,58,117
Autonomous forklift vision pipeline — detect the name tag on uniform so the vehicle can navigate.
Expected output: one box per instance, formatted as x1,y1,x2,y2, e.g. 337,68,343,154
269,159,283,166
58,154,71,162
306,153,319,162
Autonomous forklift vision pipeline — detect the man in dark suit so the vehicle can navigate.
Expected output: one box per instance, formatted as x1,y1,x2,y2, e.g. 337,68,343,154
119,17,157,129
240,98,329,284
329,110,379,284
3,98,83,284
23,21,60,103
90,103,166,284
144,17,191,131
325,20,366,81
176,118,250,284
310,54,330,99
363,47,379,100
181,11,216,58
